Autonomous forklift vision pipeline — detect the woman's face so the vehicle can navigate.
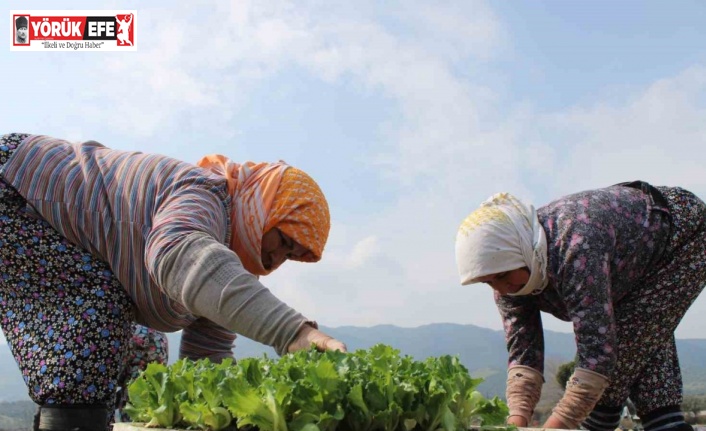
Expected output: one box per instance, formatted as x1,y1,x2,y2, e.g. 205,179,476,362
261,228,309,272
475,267,530,295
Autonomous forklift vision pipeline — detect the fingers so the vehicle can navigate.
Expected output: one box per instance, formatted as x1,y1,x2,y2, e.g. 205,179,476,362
309,329,347,353
507,415,528,427
321,337,347,353
287,325,348,354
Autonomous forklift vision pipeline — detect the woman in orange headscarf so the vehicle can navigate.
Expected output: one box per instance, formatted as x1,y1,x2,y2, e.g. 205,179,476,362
197,154,331,275
0,133,345,431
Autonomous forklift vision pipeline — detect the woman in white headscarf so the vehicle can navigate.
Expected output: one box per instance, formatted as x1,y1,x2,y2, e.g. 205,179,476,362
455,182,706,431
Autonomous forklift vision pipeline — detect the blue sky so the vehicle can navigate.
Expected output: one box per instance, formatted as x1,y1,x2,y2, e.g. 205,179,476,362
1,0,706,348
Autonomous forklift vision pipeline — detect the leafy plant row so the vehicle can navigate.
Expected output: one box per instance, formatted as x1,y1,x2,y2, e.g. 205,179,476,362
124,344,510,431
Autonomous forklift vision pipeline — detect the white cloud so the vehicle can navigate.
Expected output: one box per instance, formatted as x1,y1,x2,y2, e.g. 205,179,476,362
60,0,504,142
400,2,506,62
535,67,706,200
346,236,379,269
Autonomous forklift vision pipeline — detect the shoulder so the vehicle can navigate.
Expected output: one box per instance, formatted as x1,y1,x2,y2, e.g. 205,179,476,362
539,186,646,227
538,187,640,258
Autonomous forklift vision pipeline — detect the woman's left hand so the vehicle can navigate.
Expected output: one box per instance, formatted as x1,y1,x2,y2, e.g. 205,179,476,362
506,415,528,427
287,323,347,353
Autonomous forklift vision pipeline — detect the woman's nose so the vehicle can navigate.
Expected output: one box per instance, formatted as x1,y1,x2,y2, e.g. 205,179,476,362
270,250,288,270
490,280,508,294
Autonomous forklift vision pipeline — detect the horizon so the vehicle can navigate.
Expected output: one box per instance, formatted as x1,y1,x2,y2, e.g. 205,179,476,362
6,321,706,348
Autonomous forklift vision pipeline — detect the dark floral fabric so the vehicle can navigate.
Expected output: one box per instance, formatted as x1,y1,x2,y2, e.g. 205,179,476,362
0,180,133,405
495,185,706,413
0,133,168,411
122,325,169,382
116,324,168,421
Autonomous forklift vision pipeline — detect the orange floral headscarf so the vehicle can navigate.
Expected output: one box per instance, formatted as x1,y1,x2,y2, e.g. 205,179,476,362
197,154,330,276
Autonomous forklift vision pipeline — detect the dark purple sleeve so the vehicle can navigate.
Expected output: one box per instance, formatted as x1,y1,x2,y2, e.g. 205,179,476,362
495,292,546,374
551,217,617,377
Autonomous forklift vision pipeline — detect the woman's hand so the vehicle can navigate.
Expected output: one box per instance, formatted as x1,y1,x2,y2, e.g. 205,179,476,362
542,413,571,429
506,415,528,427
287,323,347,353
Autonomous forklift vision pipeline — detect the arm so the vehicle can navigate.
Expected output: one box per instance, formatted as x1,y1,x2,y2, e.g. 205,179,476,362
494,293,545,425
180,317,237,362
495,292,545,372
505,365,544,427
144,188,311,356
544,222,614,429
155,231,312,356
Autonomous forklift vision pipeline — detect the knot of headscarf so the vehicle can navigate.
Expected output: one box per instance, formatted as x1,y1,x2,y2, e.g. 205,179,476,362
197,154,330,276
454,192,548,296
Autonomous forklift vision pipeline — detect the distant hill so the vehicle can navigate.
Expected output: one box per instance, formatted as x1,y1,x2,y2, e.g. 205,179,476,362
2,323,706,403
0,350,29,403
0,400,35,431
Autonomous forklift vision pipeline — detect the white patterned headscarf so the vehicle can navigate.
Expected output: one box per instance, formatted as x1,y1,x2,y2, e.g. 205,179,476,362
454,192,548,296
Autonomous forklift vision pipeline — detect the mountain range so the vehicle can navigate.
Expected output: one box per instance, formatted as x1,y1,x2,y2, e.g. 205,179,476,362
2,323,705,403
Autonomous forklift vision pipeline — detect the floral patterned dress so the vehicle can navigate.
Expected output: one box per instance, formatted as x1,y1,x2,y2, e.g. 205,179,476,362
0,133,167,412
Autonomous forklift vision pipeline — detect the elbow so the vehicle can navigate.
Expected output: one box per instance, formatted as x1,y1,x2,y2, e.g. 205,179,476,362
144,244,170,290
144,231,194,291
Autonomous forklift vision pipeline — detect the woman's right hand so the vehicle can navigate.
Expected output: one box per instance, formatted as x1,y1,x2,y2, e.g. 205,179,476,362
287,323,347,353
507,415,528,427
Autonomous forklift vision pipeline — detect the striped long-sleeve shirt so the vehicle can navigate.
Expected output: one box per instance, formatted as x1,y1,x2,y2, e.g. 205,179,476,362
0,134,308,359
